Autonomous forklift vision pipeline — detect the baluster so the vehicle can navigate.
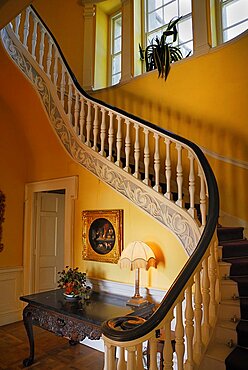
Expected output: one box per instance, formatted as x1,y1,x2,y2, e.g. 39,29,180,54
100,108,107,156
193,270,203,363
124,119,131,173
86,101,92,147
46,37,53,77
60,64,66,107
79,97,86,142
185,285,195,370
148,337,158,370
175,144,184,207
23,8,31,49
104,341,116,370
115,115,122,167
74,92,80,134
164,139,172,199
163,315,174,370
68,79,73,124
117,347,126,370
15,14,21,39
175,300,185,370
92,104,99,151
143,129,151,186
209,241,217,326
107,111,114,161
126,346,136,370
53,50,59,86
31,17,38,59
133,124,140,179
202,256,210,344
136,343,144,370
214,237,221,304
198,166,207,227
188,151,196,218
153,133,161,192
39,26,45,69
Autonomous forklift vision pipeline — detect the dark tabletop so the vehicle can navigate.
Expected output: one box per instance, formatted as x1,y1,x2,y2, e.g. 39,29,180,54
20,289,137,326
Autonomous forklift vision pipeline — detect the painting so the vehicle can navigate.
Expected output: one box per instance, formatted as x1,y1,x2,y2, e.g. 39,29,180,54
82,209,123,263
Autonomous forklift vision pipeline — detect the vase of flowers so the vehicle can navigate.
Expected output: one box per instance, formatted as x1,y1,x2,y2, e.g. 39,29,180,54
58,266,91,300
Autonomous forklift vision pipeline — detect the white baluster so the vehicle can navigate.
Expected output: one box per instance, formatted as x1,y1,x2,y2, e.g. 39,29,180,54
23,8,31,49
153,133,161,192
193,270,203,363
175,144,184,207
127,346,136,370
115,115,122,167
133,124,140,179
198,166,207,228
136,343,144,370
92,104,99,151
117,347,126,370
46,37,53,77
143,129,151,186
60,64,66,107
104,341,116,370
86,101,92,147
185,285,195,370
74,92,80,134
209,241,217,326
53,50,58,86
175,300,185,370
214,237,221,304
39,26,45,69
124,119,131,173
148,338,158,370
31,17,38,59
15,14,21,39
107,111,114,161
79,97,86,142
202,256,210,344
100,108,107,157
188,151,196,218
67,79,73,124
164,139,172,200
163,315,174,370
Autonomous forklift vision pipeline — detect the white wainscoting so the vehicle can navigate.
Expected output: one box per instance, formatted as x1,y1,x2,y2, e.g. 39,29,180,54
0,266,23,325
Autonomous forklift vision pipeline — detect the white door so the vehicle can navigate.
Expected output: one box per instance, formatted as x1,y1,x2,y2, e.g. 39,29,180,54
34,192,65,292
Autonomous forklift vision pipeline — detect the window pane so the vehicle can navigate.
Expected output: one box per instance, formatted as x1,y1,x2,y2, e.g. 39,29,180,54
222,0,248,28
114,36,121,54
114,17,122,37
180,40,193,57
112,54,121,74
179,0,191,16
163,2,178,24
223,19,248,41
178,17,193,43
148,8,164,31
148,0,162,12
112,73,121,85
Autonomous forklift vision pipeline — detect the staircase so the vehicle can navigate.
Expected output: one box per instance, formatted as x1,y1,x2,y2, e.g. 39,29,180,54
200,226,248,370
0,6,222,369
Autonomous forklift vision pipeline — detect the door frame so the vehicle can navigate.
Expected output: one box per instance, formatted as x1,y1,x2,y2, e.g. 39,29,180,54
23,176,78,295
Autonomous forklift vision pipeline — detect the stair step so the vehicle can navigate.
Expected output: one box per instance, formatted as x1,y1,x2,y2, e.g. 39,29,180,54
217,226,244,242
215,320,237,345
225,346,248,370
222,244,248,259
219,261,231,279
236,320,248,347
219,300,240,321
199,342,233,370
220,280,239,300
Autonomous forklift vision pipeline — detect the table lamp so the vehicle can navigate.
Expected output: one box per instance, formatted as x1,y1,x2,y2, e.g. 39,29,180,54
119,241,156,306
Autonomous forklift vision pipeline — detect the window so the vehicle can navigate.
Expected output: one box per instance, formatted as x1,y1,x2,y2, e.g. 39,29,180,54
220,0,248,42
110,13,122,85
144,0,193,57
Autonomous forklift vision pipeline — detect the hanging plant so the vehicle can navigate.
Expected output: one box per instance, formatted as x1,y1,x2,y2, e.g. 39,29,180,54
139,17,190,81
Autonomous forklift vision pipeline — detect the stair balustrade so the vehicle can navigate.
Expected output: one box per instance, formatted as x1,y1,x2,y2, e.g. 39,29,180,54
1,6,220,369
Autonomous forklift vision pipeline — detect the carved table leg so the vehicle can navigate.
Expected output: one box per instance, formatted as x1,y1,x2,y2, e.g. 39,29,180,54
23,305,35,367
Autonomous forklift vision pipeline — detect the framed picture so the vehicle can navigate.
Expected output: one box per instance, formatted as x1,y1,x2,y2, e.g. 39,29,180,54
82,209,123,264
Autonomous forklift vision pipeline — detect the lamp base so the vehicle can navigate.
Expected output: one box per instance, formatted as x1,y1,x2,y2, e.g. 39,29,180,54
126,296,148,307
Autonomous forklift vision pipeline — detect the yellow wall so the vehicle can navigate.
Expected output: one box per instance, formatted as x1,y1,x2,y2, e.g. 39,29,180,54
91,33,248,223
0,43,186,290
94,6,108,89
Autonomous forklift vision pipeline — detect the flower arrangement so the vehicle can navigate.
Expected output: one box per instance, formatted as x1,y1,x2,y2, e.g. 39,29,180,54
58,266,90,297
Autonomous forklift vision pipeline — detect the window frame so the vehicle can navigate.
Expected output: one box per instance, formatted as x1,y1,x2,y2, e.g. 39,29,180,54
109,11,122,86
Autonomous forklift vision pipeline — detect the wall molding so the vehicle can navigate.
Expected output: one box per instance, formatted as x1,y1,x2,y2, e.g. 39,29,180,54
0,266,23,325
201,146,248,171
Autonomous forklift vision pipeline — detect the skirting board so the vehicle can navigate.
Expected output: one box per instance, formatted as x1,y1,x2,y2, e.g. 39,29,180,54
0,266,23,325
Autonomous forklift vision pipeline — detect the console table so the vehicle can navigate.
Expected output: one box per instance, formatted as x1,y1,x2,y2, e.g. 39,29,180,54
20,289,153,367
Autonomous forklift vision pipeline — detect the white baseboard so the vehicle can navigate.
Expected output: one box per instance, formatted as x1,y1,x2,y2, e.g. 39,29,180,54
219,210,248,238
0,266,23,325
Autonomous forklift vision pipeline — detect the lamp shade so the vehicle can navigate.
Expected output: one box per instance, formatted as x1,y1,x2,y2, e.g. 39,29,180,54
119,241,156,270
